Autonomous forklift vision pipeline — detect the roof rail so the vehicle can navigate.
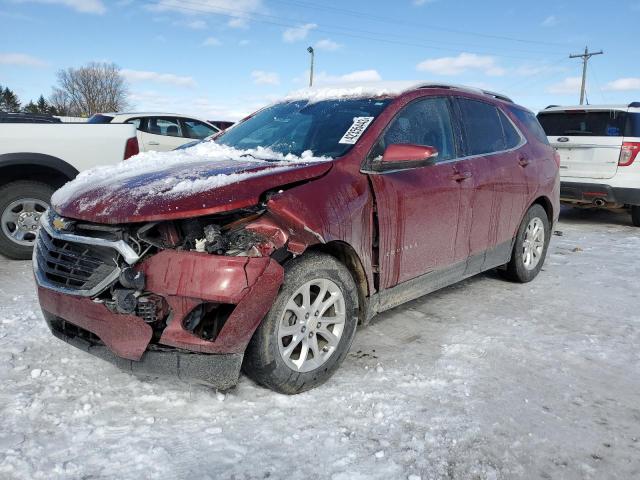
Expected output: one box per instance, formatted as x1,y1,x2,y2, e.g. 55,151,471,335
415,83,513,103
629,102,640,108
544,105,560,109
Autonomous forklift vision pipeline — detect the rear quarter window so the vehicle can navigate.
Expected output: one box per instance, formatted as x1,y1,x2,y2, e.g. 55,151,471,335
510,107,549,144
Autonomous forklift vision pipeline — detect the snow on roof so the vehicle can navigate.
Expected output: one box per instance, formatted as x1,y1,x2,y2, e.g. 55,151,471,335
51,141,330,212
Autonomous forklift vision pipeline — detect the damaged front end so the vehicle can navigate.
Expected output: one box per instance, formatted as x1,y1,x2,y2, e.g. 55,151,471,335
34,207,288,389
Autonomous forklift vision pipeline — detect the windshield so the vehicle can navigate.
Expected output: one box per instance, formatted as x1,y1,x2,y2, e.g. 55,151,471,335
216,98,391,158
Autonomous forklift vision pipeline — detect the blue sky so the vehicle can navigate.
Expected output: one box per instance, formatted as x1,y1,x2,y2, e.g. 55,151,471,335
1,0,639,120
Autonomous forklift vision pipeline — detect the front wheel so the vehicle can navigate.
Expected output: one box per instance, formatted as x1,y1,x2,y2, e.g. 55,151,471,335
631,206,640,227
0,181,54,260
243,252,358,394
501,204,551,283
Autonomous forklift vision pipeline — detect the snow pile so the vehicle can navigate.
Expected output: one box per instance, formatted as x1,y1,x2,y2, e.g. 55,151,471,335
51,141,330,211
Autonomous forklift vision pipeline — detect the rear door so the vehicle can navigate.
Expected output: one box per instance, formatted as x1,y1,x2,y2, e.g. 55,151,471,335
138,116,189,151
537,109,625,179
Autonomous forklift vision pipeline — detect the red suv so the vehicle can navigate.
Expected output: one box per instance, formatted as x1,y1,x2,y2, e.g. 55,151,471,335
34,84,559,394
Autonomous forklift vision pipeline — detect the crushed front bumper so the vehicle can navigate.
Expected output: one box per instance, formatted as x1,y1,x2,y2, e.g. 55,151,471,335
36,245,284,389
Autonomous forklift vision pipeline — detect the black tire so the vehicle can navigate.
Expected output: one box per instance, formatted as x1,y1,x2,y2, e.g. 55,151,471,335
243,252,359,394
501,204,551,283
631,206,640,227
0,181,55,260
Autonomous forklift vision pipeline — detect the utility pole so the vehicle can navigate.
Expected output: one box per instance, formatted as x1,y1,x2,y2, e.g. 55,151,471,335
307,46,315,87
569,46,603,105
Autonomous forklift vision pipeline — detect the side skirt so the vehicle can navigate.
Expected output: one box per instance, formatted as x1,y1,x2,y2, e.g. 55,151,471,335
367,239,514,318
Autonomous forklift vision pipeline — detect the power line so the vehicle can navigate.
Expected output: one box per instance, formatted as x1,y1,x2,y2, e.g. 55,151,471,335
268,0,571,48
148,0,559,60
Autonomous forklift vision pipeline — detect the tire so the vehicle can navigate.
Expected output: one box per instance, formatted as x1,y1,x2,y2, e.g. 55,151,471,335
0,181,55,260
501,204,551,283
632,206,640,227
243,252,359,394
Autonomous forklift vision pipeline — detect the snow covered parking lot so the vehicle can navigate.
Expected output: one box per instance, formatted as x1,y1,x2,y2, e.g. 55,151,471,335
1,208,639,480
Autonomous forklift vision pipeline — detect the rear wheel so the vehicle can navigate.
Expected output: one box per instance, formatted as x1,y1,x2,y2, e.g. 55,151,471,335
0,181,54,260
501,204,551,283
243,252,358,394
631,206,640,227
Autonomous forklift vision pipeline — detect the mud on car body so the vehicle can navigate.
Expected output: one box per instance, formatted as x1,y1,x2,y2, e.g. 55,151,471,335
34,84,560,394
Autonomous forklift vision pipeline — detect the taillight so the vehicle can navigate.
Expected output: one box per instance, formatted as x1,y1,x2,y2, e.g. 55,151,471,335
124,137,139,160
619,142,640,167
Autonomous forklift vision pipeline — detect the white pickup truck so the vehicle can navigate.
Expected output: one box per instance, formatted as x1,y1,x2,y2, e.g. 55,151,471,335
0,123,138,259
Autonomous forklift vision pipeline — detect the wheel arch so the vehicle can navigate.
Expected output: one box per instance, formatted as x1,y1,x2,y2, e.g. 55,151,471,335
531,195,554,225
307,240,370,325
0,153,79,189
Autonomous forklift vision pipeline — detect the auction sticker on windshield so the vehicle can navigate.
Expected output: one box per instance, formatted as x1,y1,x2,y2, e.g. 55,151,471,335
338,117,375,144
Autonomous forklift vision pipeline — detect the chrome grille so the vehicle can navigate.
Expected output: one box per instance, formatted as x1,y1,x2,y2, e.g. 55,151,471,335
35,228,119,292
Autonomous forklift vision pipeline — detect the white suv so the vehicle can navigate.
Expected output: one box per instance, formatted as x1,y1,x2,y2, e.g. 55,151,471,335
88,112,220,152
537,103,640,226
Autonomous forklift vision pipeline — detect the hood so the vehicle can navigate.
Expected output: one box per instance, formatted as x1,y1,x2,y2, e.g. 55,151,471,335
52,155,332,224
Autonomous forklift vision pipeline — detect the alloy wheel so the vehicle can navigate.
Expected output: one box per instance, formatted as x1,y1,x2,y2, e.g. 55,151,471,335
522,217,545,270
1,198,48,247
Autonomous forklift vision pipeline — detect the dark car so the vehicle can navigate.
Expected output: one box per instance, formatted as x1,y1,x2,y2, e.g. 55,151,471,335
34,83,559,394
0,112,62,123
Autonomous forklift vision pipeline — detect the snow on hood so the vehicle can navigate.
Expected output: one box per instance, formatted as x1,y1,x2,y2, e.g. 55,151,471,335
51,141,331,223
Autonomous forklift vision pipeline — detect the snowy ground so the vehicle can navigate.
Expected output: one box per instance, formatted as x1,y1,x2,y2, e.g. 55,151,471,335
1,207,639,480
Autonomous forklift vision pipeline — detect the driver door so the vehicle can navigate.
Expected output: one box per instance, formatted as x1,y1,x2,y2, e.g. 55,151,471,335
367,96,467,289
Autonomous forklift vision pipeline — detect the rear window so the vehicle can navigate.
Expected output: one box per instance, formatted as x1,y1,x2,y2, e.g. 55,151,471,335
88,114,114,124
537,110,626,137
509,107,549,144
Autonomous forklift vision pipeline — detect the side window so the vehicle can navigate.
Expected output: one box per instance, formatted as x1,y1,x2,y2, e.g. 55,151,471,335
377,97,456,162
181,119,217,139
498,110,522,149
144,117,182,137
458,98,505,155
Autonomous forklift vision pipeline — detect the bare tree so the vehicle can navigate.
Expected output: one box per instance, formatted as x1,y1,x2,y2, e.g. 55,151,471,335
49,62,130,116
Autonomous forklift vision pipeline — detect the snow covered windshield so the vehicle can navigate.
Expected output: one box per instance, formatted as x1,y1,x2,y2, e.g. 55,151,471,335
216,98,391,158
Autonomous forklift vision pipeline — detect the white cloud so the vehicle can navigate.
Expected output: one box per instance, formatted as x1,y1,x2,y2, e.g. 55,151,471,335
603,78,640,91
251,70,280,86
185,19,207,29
283,23,317,43
202,37,222,47
547,76,582,94
13,0,106,14
339,70,382,83
416,53,505,76
121,69,196,88
0,52,47,67
150,0,262,28
541,15,558,27
315,39,342,51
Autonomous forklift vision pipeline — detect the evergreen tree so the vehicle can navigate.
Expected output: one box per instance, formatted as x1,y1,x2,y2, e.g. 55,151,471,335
0,85,21,112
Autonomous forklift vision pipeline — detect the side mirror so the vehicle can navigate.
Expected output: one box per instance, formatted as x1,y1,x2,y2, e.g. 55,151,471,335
381,144,439,165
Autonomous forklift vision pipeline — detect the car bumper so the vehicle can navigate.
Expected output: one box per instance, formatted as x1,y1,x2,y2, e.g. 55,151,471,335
36,251,284,389
560,182,640,206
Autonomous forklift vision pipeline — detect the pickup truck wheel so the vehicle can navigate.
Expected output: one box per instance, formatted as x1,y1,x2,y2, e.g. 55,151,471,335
500,204,551,283
0,181,54,260
631,206,640,227
243,252,358,394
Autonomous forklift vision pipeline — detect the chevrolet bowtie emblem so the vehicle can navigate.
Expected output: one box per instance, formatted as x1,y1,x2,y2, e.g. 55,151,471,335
52,217,69,231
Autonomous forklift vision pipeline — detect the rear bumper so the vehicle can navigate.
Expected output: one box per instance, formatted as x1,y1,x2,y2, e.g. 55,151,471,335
36,250,284,388
560,182,640,206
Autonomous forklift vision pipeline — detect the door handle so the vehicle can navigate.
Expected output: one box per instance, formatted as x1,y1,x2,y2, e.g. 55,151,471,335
148,141,160,146
518,155,530,167
452,171,472,182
